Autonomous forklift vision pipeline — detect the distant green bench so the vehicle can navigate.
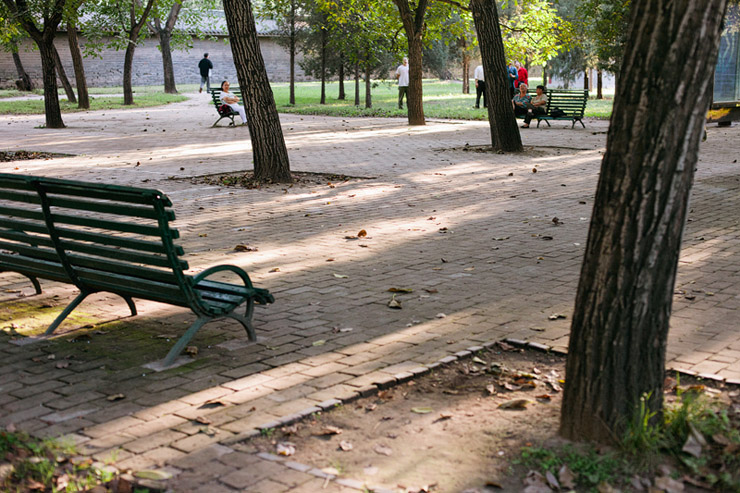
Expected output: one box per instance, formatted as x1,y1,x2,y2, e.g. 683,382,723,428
0,173,274,366
209,87,242,127
517,89,588,128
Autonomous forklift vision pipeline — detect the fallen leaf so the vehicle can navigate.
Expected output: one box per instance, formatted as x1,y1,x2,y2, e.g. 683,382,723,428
535,394,552,401
107,393,125,402
485,384,496,396
545,471,560,490
339,440,353,451
185,346,198,356
55,361,70,369
498,399,532,410
433,413,453,423
194,416,212,425
27,480,46,491
423,288,439,294
326,258,335,262
199,400,226,409
276,442,296,456
233,244,258,252
654,476,685,493
388,287,413,293
682,424,706,458
558,464,575,488
333,273,349,278
435,313,446,318
312,340,326,346
199,426,218,436
485,480,503,489
269,267,280,272
548,313,567,320
388,295,402,309
411,407,433,414
134,469,172,481
495,341,517,351
317,425,343,436
357,229,367,237
366,403,378,412
373,444,393,456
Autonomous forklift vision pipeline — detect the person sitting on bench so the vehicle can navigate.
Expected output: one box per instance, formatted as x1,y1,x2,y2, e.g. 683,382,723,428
522,85,548,128
219,81,247,125
513,82,531,120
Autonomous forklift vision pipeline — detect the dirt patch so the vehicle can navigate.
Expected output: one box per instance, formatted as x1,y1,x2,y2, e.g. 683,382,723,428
188,171,373,190
0,150,68,162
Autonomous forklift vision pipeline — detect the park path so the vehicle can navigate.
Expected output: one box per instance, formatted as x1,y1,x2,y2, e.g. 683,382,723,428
1,93,739,492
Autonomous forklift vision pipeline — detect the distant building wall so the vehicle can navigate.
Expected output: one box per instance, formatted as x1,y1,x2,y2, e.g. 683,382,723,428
0,33,308,88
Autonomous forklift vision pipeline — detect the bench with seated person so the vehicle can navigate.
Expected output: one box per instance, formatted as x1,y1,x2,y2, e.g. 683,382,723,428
514,87,589,129
210,81,247,127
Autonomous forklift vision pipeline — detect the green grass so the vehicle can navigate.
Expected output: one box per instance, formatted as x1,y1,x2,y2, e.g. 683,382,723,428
0,92,187,115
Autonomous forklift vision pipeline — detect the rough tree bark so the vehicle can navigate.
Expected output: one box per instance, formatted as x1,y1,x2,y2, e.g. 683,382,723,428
123,0,156,105
560,0,729,444
11,45,34,91
392,0,427,125
67,21,89,109
469,0,522,152
223,0,292,183
320,27,327,105
338,54,346,100
52,44,76,104
2,0,66,128
152,1,182,94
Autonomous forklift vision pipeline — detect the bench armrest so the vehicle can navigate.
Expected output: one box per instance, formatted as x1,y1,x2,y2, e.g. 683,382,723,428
193,264,255,288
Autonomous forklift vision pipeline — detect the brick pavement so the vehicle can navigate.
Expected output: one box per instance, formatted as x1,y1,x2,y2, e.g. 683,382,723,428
1,94,739,491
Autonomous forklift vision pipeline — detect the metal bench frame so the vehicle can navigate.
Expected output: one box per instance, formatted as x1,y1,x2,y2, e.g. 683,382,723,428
535,89,589,129
210,88,243,127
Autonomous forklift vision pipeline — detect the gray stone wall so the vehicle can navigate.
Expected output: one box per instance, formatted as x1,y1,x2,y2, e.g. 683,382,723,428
0,34,308,88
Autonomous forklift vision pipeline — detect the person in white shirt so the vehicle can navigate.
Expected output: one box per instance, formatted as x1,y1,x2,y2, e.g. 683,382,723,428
395,57,410,110
219,81,247,125
474,64,486,108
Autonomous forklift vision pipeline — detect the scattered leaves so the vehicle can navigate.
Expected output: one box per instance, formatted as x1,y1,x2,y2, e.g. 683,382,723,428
498,399,532,410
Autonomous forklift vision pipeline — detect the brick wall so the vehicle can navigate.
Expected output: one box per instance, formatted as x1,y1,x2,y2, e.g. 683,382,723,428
0,34,308,88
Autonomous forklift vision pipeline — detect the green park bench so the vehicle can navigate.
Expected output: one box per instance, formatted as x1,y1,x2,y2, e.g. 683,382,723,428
209,87,243,127
517,89,589,129
0,173,274,366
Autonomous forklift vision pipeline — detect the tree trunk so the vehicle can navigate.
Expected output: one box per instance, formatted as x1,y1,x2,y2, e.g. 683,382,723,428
364,60,372,109
338,54,346,100
583,69,589,91
320,27,327,105
542,63,548,87
39,41,65,128
560,0,729,445
12,48,34,91
67,21,89,109
354,62,360,106
52,44,76,104
289,0,296,105
123,43,136,105
597,69,603,99
393,0,427,125
461,38,470,94
159,28,178,93
223,0,292,183
470,0,522,152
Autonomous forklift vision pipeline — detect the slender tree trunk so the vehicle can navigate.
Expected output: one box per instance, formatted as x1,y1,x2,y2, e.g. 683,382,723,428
364,59,371,109
470,0,522,152
39,41,65,128
542,63,548,88
460,36,470,94
393,0,428,125
354,62,360,106
11,48,34,91
123,0,155,105
159,29,178,93
597,69,603,99
52,44,76,104
67,22,89,109
289,0,296,105
320,27,327,104
223,0,292,182
338,54,346,100
583,69,589,91
560,0,729,445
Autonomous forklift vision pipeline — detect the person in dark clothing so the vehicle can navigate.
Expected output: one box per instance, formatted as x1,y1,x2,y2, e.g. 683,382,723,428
198,53,213,93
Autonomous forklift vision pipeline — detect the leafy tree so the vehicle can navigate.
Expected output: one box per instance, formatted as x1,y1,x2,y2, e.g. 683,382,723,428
223,0,291,182
560,0,729,444
1,14,34,90
499,0,561,67
2,0,69,128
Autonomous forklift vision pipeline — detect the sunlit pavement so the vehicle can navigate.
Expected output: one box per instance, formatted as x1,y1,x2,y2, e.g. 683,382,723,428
1,94,738,491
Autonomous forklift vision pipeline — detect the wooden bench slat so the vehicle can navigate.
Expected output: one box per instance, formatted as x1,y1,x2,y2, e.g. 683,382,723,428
52,213,176,238
0,253,69,280
73,270,188,304
66,255,184,284
47,197,173,221
57,239,186,269
0,230,54,248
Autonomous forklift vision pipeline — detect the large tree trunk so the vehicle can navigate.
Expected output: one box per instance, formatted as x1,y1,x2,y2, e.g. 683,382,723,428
364,59,371,109
159,29,177,93
354,62,360,106
320,27,327,105
289,0,296,105
52,44,76,104
560,0,729,445
338,54,346,100
12,48,34,91
460,36,470,94
393,0,427,125
67,22,89,109
223,0,292,183
39,41,65,128
597,69,603,99
470,0,522,152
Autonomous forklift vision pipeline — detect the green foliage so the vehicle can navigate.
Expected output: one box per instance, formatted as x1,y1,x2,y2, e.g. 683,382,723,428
517,444,623,488
621,392,665,465
0,93,186,115
500,0,562,65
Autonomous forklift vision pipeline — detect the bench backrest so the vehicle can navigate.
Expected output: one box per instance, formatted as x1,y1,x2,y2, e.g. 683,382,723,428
0,174,199,308
210,87,242,108
544,89,588,117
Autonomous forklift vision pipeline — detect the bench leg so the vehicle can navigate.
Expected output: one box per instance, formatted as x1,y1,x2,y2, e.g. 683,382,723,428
119,295,137,316
163,315,209,366
21,274,42,295
45,290,90,335
225,299,257,341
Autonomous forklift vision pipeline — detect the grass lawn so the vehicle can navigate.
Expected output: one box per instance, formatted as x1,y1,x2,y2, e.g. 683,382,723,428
0,92,186,115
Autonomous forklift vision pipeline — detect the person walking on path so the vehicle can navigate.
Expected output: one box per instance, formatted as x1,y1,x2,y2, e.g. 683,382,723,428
508,63,518,98
199,53,213,93
515,61,528,89
396,57,410,110
474,64,486,109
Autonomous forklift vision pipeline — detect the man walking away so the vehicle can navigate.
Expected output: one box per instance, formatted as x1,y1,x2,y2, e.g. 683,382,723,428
396,57,409,110
199,53,213,93
508,63,518,98
474,64,486,108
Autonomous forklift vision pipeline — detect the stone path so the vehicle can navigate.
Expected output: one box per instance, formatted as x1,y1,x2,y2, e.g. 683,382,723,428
1,93,739,491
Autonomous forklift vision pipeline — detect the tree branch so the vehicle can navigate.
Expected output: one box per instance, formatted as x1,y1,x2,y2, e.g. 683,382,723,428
431,0,470,12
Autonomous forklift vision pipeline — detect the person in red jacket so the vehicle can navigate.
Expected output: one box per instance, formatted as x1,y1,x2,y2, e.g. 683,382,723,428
515,61,528,88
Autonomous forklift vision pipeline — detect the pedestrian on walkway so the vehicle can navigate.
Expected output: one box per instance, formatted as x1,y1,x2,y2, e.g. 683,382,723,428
396,57,410,110
474,64,486,109
515,61,528,89
508,62,518,98
198,53,213,93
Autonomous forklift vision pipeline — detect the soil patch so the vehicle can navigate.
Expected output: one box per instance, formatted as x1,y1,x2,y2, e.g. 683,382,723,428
189,171,373,190
242,345,740,493
0,150,69,162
